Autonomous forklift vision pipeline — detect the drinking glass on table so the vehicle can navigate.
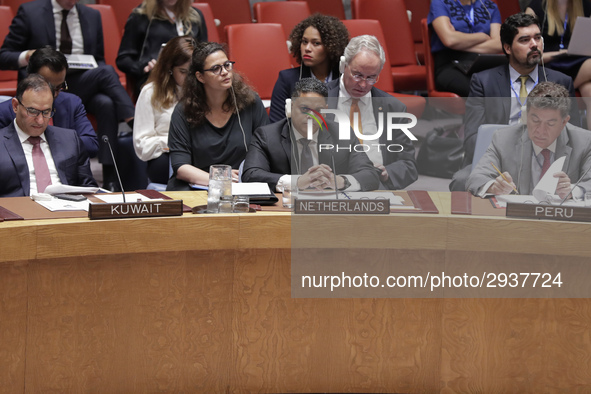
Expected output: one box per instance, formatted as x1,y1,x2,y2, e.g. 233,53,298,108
207,164,232,213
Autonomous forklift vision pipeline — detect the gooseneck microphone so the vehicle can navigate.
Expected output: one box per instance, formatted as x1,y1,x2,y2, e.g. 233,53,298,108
102,135,126,203
559,163,591,205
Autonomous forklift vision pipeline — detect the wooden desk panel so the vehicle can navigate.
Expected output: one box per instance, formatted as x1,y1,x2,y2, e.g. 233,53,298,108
1,192,591,392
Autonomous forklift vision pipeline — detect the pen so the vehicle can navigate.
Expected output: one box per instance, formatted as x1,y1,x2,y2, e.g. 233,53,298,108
491,162,519,195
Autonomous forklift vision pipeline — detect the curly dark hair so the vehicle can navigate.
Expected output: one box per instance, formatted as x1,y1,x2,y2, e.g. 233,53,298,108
289,13,349,69
181,42,255,127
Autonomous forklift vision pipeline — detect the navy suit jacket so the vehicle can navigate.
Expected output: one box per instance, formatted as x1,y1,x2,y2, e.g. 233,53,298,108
0,93,98,157
0,122,97,197
326,79,418,190
463,65,580,164
0,0,104,80
269,67,312,123
242,118,379,192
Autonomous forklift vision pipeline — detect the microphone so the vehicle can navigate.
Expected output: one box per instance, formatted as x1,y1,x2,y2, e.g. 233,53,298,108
559,163,591,205
331,155,339,199
102,135,126,203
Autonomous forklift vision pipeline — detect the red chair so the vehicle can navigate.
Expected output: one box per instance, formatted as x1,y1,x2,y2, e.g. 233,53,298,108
225,23,291,103
0,0,28,13
342,19,425,119
491,0,521,21
192,3,220,43
206,0,253,43
253,1,310,38
407,0,430,64
352,0,426,92
421,18,465,115
86,5,128,94
290,0,345,20
96,0,140,33
0,5,17,96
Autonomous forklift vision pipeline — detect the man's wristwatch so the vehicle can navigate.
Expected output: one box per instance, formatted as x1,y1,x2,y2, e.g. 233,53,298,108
338,175,351,191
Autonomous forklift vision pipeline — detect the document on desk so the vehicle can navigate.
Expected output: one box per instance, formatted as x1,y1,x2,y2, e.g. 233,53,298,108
36,199,90,212
93,193,163,203
232,182,271,195
45,184,99,195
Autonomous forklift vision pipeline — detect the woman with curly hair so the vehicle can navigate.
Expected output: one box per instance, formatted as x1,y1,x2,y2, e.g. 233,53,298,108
133,36,195,184
269,13,349,122
166,42,269,191
116,0,208,98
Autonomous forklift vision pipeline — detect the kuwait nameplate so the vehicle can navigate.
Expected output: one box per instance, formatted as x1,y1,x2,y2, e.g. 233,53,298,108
294,199,390,214
89,200,184,220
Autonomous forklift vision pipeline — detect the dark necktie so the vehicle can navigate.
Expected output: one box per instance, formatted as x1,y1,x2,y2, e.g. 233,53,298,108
299,139,314,174
540,149,551,178
60,9,72,54
28,136,52,193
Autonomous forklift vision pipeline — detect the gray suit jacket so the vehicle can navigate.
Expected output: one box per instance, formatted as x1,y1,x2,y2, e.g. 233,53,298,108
466,123,591,196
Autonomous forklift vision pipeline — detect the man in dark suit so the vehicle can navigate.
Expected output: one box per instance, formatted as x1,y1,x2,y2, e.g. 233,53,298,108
243,78,379,192
0,0,135,191
326,35,418,190
0,46,98,158
451,13,581,191
0,74,97,197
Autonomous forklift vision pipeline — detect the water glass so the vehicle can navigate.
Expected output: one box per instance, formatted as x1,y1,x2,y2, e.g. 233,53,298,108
218,195,234,213
282,187,294,209
233,195,250,213
207,164,232,213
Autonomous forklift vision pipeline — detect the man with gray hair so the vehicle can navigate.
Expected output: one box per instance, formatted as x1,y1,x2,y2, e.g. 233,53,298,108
327,34,417,190
467,82,591,199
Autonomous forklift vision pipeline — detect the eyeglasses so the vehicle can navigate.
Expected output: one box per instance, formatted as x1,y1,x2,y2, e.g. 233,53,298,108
56,80,68,92
202,61,235,75
17,99,55,119
347,66,379,85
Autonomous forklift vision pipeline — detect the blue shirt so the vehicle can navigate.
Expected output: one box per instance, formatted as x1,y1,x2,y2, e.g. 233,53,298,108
428,0,501,53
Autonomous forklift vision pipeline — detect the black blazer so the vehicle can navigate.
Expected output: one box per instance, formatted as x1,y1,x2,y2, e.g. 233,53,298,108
0,0,105,80
0,123,97,197
326,79,418,190
242,118,379,192
463,64,580,164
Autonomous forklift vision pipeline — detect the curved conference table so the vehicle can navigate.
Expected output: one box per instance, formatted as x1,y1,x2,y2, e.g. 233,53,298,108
1,191,590,393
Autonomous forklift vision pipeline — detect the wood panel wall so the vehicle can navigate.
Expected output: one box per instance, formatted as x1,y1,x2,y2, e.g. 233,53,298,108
1,212,591,392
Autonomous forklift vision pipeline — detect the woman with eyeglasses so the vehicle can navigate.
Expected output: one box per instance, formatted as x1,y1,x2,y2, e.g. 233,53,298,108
268,13,349,123
166,42,269,191
132,36,195,185
526,0,591,128
428,0,502,97
116,0,207,99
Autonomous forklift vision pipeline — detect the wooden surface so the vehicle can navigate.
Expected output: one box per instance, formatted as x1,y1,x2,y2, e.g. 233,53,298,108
1,192,591,392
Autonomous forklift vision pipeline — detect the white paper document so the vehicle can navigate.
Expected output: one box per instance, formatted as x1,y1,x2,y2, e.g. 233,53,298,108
93,193,161,204
44,184,99,195
232,182,271,195
36,199,90,212
532,156,565,202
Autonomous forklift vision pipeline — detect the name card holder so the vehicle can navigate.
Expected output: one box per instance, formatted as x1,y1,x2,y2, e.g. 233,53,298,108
89,200,184,220
294,199,390,215
506,202,591,223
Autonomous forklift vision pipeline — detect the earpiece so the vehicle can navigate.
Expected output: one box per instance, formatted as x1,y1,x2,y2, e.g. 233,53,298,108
285,98,292,119
541,36,544,51
339,56,346,74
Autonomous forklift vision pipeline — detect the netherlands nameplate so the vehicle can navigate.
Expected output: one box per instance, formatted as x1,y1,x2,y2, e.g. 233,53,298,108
294,199,390,214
